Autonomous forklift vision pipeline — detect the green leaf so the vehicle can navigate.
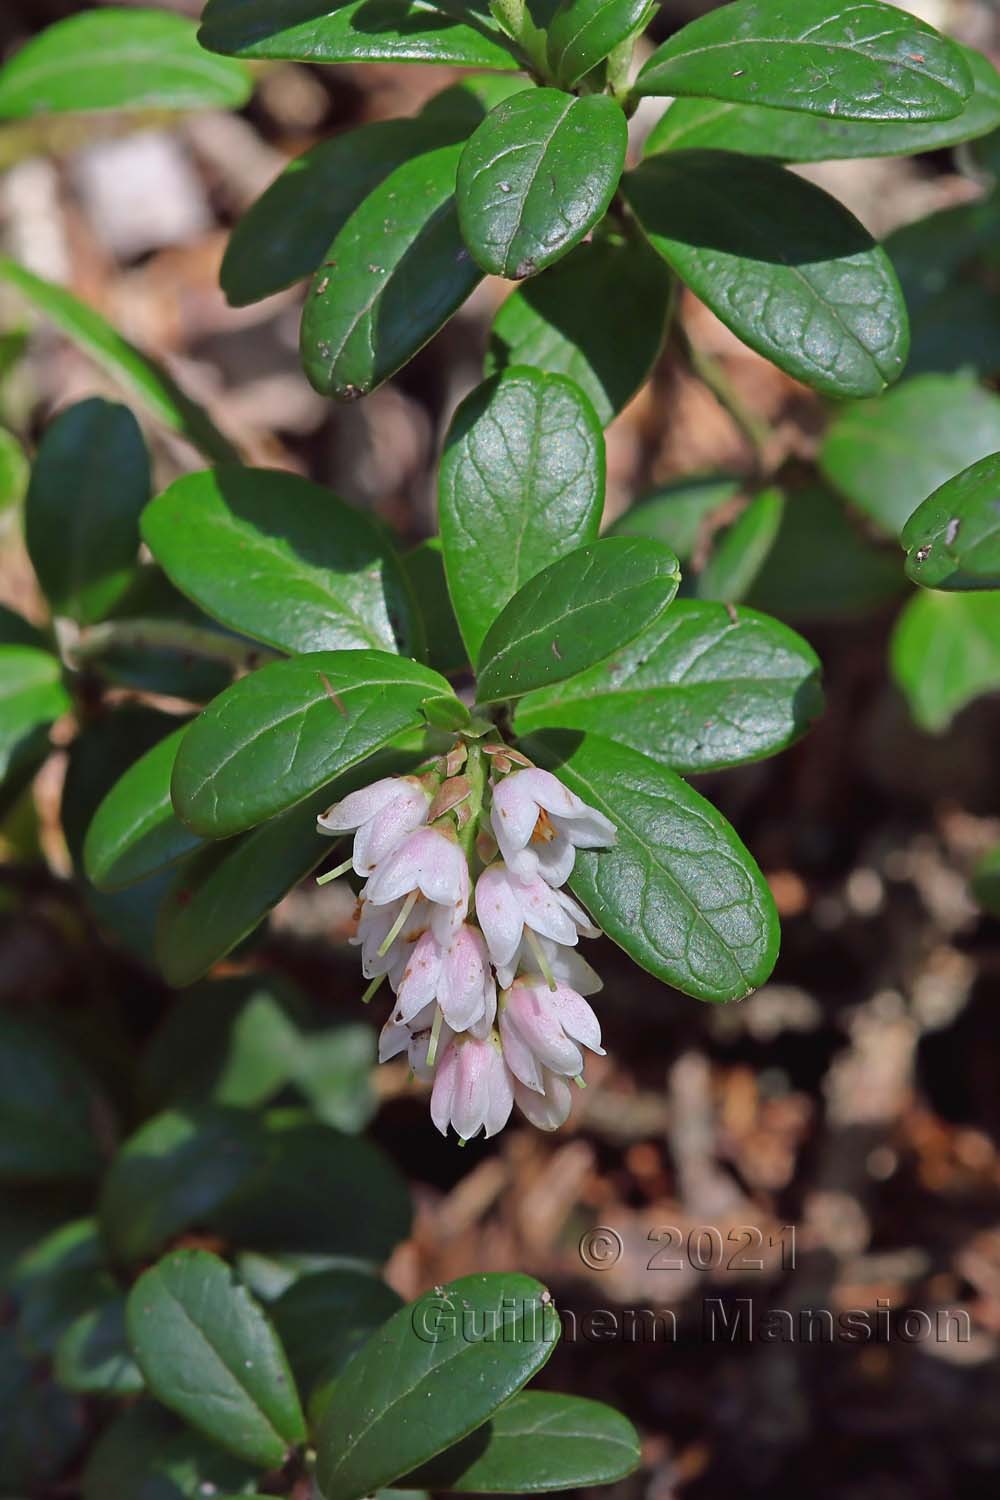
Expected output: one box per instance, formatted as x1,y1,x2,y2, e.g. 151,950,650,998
523,731,779,1001
820,374,1000,535
0,259,237,463
890,588,1000,732
126,1249,306,1469
222,112,476,308
0,1017,105,1181
300,135,481,401
610,473,741,558
476,537,680,702
0,645,69,784
486,235,673,427
142,465,420,656
515,599,821,773
0,8,252,117
171,650,448,837
635,0,972,122
315,1274,560,1500
11,1218,111,1357
271,1270,402,1400
402,1390,641,1491
747,485,904,620
902,452,1000,590
99,1105,270,1264
456,89,627,279
972,844,1000,916
55,1297,144,1396
98,565,238,703
696,487,784,603
84,726,202,893
0,426,28,510
644,43,1000,161
199,0,520,69
624,150,908,399
439,368,604,661
26,397,149,623
82,1402,259,1500
401,539,469,675
547,0,650,88
211,1111,412,1262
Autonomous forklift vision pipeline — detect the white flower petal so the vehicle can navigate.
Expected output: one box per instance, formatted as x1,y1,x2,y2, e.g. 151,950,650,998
318,777,412,833
499,1007,544,1091
475,865,524,967
514,1070,573,1130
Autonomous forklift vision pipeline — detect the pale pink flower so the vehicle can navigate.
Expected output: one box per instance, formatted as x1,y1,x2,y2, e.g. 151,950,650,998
475,863,598,969
430,1032,513,1141
378,1003,454,1083
394,924,496,1034
352,894,430,984
491,767,615,884
495,932,603,994
364,825,470,941
513,1069,573,1131
318,776,430,875
499,977,605,1090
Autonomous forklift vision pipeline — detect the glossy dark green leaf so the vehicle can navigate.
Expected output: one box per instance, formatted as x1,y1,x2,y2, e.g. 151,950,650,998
902,452,1000,590
747,485,904,620
81,1401,259,1500
171,650,449,836
486,235,673,427
99,1105,270,1264
0,259,237,463
644,44,1000,161
211,1111,412,1262
456,89,627,279
0,8,251,117
696,487,784,603
25,398,149,623
635,0,972,122
271,1270,402,1399
515,599,821,772
610,474,741,557
84,726,202,892
0,1017,105,1181
300,135,480,399
820,374,1000,535
0,645,69,785
126,1249,306,1468
439,368,604,661
142,466,419,656
55,1296,144,1396
625,150,908,399
401,539,468,675
402,1391,641,1491
476,537,680,702
890,589,1000,731
199,0,520,68
524,731,779,1000
972,844,1000,917
11,1218,111,1357
222,113,471,307
315,1274,560,1500
547,0,650,87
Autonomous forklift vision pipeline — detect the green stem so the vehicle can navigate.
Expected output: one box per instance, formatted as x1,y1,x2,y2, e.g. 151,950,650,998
69,618,277,672
674,323,772,474
458,739,486,864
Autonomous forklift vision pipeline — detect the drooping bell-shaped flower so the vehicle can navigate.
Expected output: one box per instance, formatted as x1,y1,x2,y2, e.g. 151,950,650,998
513,1068,574,1131
499,977,605,1091
318,776,431,876
379,1002,454,1083
490,767,616,885
394,923,496,1035
430,1031,514,1141
364,824,470,942
495,931,604,994
475,863,599,970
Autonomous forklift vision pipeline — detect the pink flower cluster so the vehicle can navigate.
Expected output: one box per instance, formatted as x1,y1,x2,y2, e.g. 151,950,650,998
318,757,616,1141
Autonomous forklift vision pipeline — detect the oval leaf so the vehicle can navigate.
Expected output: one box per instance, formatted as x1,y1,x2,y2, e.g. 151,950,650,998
523,731,780,1001
26,398,149,624
55,1298,144,1396
315,1274,560,1500
0,645,70,784
645,44,1000,161
84,726,202,892
635,0,972,121
696,487,785,603
439,367,604,661
271,1270,402,1400
611,474,741,558
142,466,419,657
547,0,651,88
81,1402,260,1500
624,150,908,399
475,537,680,702
515,599,822,772
0,1018,105,1182
171,650,449,836
457,89,627,279
402,1391,641,1491
890,589,1000,732
199,0,520,69
903,452,1000,590
0,259,237,463
0,8,251,117
126,1249,306,1468
486,235,673,427
301,136,480,399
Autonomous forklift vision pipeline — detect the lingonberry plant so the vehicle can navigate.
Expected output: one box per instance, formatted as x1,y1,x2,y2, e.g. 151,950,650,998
3,0,1000,1494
